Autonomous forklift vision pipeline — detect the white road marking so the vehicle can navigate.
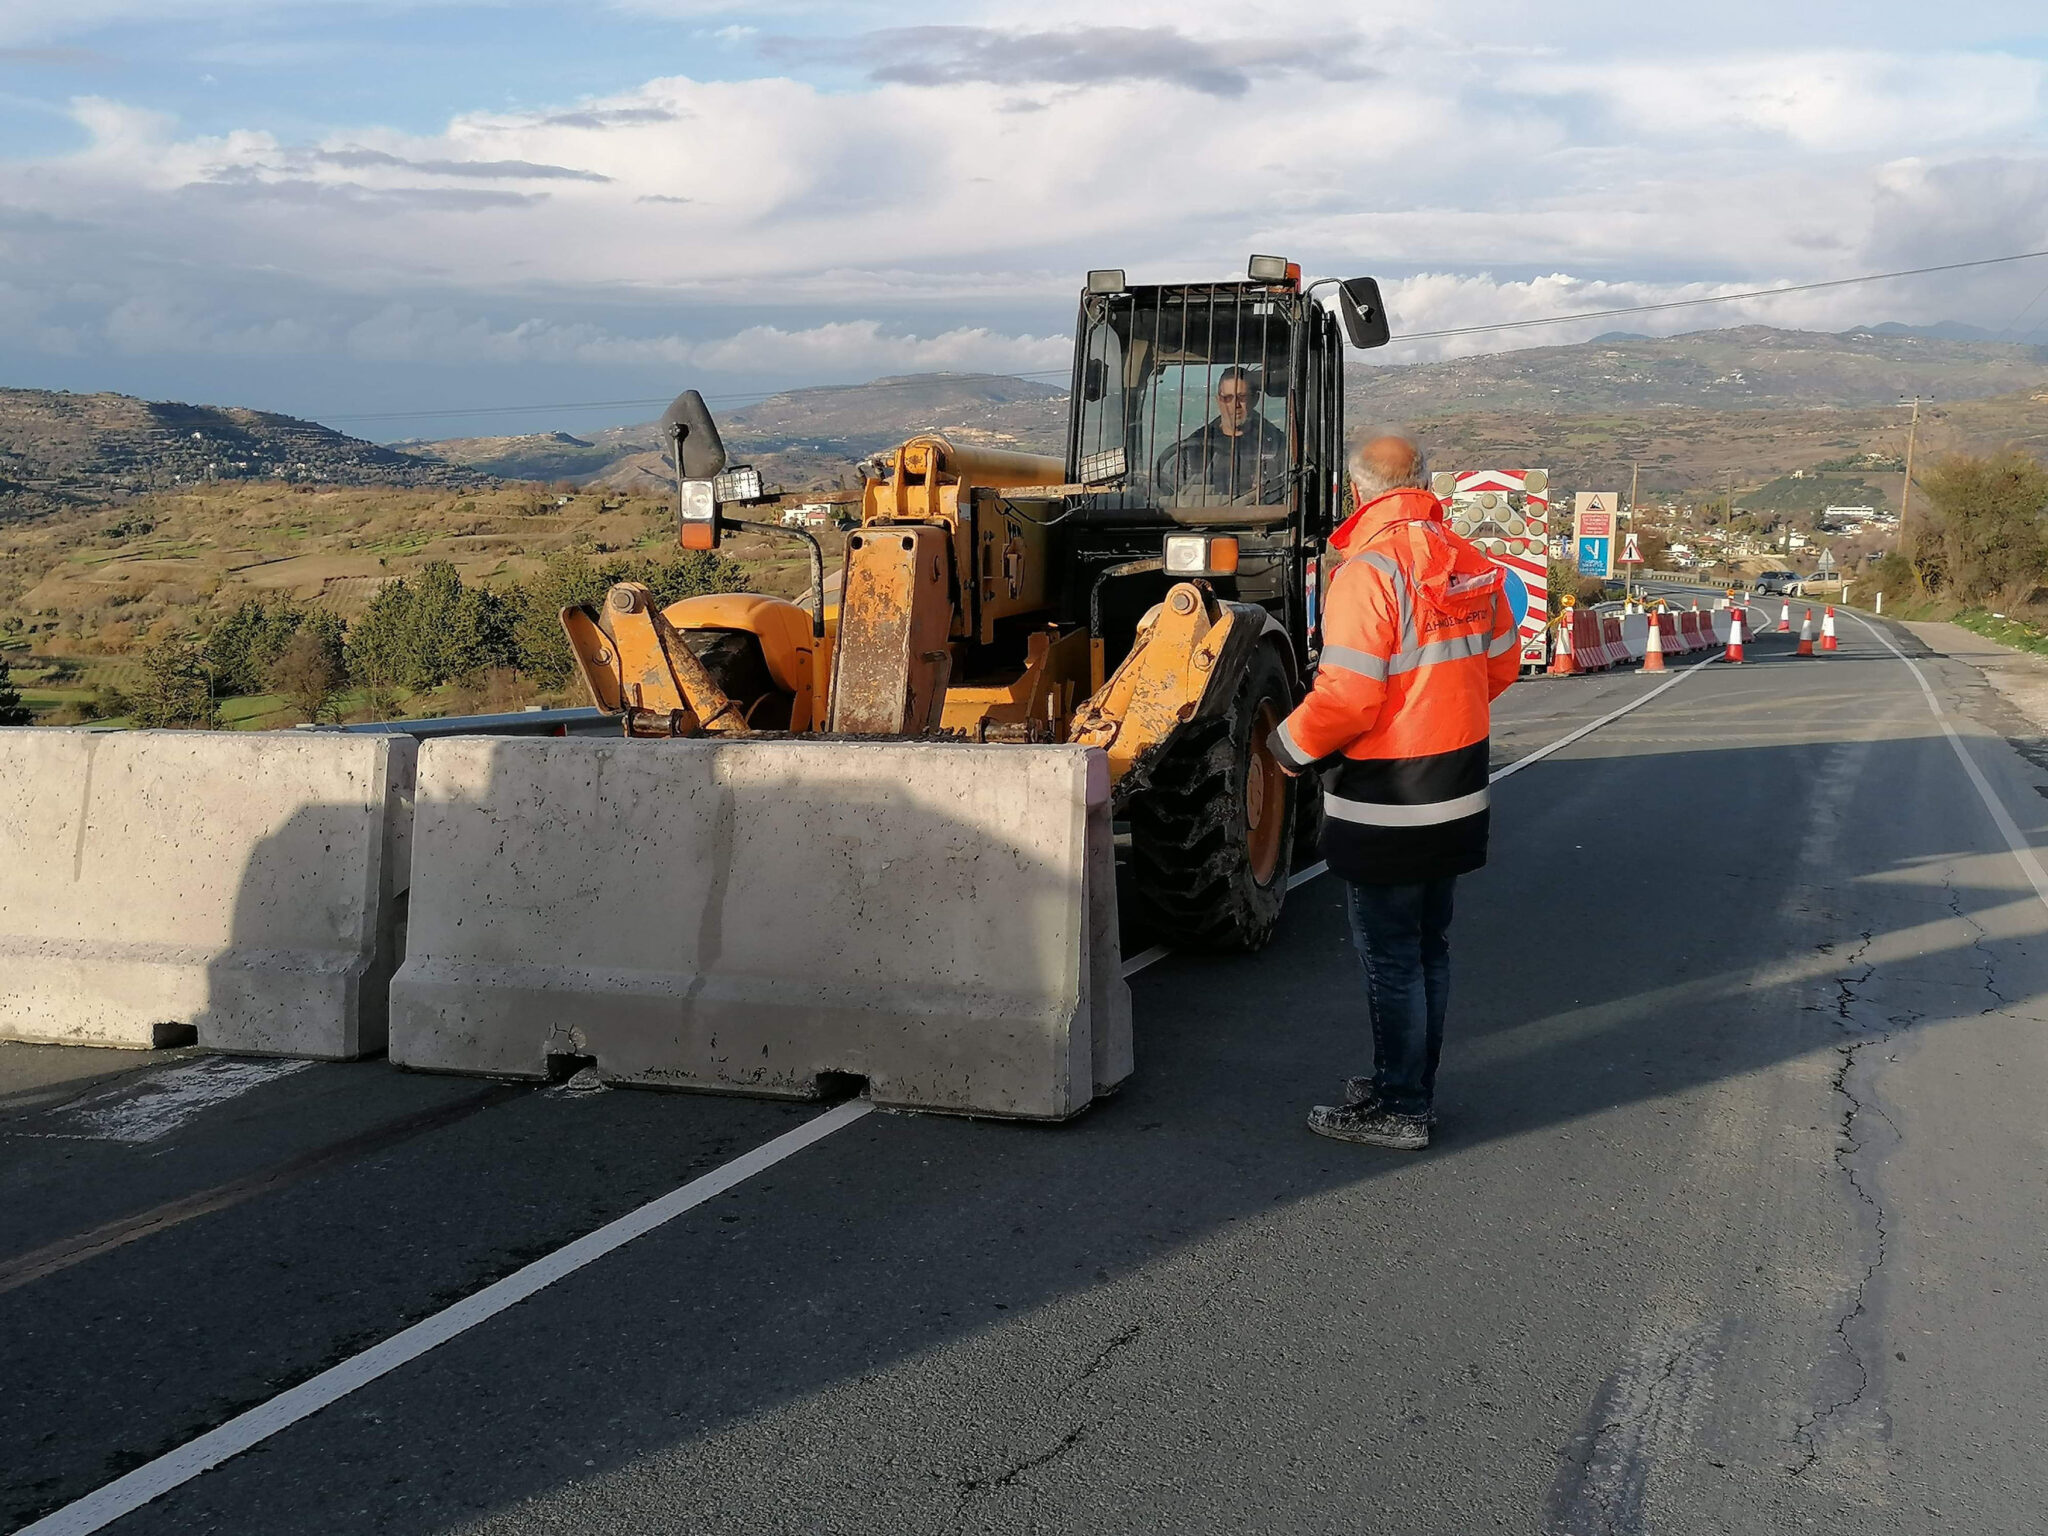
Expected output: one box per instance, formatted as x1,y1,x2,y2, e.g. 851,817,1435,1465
30,1057,311,1144
1850,613,2048,915
1124,656,1715,979
15,1099,874,1536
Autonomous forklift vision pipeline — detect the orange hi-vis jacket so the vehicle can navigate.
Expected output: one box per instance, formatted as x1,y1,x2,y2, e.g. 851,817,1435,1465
1271,485,1522,884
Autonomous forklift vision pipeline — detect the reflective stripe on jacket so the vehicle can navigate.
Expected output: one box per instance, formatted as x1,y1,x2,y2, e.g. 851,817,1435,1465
1272,485,1522,883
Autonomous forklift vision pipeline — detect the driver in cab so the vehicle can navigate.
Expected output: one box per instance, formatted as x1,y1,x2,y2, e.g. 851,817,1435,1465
1156,365,1286,504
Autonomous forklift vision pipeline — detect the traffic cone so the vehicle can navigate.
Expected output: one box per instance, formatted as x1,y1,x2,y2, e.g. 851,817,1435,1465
1821,606,1838,652
1724,605,1745,664
1778,600,1791,633
1642,613,1666,672
1797,609,1815,656
1549,612,1577,676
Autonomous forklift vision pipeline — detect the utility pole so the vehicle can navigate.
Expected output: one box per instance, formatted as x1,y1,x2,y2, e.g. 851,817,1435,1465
1897,395,1929,554
1625,461,1639,601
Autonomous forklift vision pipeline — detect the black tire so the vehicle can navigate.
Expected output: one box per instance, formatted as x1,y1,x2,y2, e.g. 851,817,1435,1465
1127,641,1298,951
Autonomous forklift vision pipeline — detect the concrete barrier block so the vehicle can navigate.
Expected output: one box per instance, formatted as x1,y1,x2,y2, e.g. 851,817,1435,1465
1620,613,1648,660
390,737,1131,1121
0,731,415,1055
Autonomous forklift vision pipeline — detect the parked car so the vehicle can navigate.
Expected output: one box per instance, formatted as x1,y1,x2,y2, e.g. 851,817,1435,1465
1754,570,1800,595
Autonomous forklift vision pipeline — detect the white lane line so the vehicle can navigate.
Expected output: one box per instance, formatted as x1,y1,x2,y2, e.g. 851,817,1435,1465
28,1058,312,1145
1491,653,1717,786
1850,613,2048,915
1123,655,1717,980
16,1099,874,1536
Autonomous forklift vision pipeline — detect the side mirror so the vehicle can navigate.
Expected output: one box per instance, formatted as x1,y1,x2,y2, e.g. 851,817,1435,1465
1082,357,1107,402
660,389,728,479
1338,277,1391,350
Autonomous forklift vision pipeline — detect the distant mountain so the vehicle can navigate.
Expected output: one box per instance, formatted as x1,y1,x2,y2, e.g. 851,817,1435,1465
399,429,612,482
411,373,1070,495
1346,324,2048,419
1854,320,1999,342
0,387,481,517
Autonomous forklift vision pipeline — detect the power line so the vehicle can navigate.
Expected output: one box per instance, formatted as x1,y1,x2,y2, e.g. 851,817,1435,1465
1394,248,2048,342
304,246,2048,428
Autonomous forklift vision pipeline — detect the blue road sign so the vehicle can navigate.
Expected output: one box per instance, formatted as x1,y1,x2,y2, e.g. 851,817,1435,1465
1577,536,1611,576
1501,568,1530,629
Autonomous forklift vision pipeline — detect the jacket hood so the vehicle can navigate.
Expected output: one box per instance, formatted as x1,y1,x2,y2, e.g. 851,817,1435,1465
1329,485,1444,554
1331,485,1499,624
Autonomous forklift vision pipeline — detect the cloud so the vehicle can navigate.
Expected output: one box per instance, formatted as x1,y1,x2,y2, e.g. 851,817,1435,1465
312,148,612,181
766,24,1378,98
0,45,106,65
536,106,681,130
339,306,1071,375
3,16,2046,406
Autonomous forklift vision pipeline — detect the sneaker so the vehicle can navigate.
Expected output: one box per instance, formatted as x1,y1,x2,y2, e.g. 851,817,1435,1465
1341,1077,1436,1126
1307,1103,1430,1150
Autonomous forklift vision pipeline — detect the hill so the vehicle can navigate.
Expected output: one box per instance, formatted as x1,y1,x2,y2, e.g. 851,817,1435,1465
1346,325,2048,420
406,373,1070,495
405,327,2048,492
0,388,482,517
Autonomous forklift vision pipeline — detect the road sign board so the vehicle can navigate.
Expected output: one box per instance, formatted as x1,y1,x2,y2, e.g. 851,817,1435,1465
1818,547,1837,573
1573,492,1618,577
1621,532,1641,565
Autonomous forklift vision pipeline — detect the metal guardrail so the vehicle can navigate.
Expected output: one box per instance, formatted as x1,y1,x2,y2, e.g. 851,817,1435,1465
310,707,615,739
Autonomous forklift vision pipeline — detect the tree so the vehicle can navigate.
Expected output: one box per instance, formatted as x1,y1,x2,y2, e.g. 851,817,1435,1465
208,598,346,696
0,654,29,726
268,624,347,724
345,577,417,700
509,550,750,687
1915,449,2048,608
130,635,218,729
344,563,520,697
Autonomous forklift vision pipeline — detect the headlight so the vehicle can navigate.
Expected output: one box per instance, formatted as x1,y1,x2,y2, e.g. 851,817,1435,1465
1163,533,1240,577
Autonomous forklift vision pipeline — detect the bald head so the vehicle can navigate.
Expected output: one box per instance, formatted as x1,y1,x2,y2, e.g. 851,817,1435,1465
1349,433,1430,502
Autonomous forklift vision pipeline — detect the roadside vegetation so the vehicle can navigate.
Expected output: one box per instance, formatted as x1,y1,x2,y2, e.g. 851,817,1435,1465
1861,449,2048,644
0,480,836,728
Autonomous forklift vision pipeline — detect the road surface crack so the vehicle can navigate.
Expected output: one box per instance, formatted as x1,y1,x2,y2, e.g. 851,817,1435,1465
956,1426,1087,1503
1945,886,2011,1010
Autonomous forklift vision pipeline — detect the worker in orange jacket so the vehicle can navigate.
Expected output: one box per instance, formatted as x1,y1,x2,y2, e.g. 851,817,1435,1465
1271,434,1522,1149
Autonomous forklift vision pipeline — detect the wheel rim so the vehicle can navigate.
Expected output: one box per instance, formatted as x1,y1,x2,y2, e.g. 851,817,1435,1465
1245,700,1286,886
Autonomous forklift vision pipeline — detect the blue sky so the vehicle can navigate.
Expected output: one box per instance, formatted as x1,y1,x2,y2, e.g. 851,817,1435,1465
3,1,2045,439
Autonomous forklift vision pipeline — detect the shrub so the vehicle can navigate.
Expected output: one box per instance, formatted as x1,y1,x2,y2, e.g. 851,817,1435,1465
130,635,218,729
1914,449,2048,607
268,626,347,724
0,655,28,726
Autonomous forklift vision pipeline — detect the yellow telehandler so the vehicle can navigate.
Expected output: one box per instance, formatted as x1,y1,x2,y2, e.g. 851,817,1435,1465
561,256,1391,949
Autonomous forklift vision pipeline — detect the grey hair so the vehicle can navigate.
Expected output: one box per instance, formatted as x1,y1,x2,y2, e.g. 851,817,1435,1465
1347,433,1431,500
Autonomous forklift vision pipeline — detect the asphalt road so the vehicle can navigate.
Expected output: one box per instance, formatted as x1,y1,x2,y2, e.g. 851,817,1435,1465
6,604,2047,1535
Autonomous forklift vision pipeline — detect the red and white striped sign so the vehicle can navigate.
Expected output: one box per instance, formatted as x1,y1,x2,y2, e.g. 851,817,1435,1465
1433,469,1550,667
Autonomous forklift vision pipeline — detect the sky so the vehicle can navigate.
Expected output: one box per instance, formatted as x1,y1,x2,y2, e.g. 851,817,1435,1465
2,0,2046,439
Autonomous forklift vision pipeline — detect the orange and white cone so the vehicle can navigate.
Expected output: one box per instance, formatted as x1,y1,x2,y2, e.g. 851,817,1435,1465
1778,600,1791,632
1797,609,1815,656
1821,606,1838,652
1724,605,1746,664
1549,613,1577,676
1642,613,1666,672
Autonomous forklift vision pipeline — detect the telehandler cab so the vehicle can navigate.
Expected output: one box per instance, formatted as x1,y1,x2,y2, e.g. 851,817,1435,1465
563,257,1392,950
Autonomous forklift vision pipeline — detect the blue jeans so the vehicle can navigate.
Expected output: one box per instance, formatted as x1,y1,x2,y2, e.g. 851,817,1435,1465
1343,878,1456,1118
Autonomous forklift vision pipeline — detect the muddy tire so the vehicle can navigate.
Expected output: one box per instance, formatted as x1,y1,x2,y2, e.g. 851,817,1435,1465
1127,641,1298,951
